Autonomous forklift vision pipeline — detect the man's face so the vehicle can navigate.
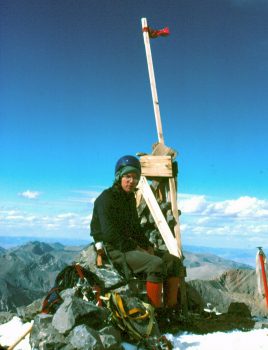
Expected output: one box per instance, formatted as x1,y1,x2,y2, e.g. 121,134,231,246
121,172,139,193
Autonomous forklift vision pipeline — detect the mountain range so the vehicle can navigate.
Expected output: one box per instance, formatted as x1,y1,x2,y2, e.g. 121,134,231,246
0,241,83,311
0,240,258,314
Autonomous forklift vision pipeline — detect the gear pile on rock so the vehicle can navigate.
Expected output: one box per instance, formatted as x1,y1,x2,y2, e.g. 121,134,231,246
28,245,174,350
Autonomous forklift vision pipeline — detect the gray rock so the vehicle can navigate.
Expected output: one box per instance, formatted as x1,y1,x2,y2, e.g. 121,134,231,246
99,326,123,349
0,311,15,324
78,244,97,269
94,268,125,290
78,245,125,290
59,345,76,350
60,288,76,300
30,313,66,349
60,344,76,350
17,297,43,322
66,324,104,349
52,295,108,334
52,297,75,334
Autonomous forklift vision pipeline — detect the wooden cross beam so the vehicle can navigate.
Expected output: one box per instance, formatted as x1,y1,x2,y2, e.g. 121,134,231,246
138,175,181,259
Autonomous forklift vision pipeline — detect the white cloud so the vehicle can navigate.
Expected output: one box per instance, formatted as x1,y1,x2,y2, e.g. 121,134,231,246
179,194,268,219
6,215,25,221
208,196,268,218
179,194,207,213
19,190,41,200
57,213,77,219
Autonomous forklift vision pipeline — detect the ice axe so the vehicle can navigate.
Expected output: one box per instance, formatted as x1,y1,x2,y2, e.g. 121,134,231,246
7,323,33,350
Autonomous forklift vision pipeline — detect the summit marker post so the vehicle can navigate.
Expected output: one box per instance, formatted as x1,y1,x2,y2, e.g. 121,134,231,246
141,17,183,258
140,18,188,315
141,17,165,144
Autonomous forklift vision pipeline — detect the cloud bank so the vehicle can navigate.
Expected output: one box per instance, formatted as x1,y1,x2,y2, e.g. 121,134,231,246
179,194,268,248
1,191,268,248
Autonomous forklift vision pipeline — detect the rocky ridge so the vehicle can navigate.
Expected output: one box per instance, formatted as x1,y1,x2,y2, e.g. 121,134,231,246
0,242,267,349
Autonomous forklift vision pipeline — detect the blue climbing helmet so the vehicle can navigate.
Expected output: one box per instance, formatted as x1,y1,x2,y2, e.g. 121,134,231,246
114,155,141,182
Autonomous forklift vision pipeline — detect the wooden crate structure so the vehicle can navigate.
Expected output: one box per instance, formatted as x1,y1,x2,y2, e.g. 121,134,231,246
136,148,188,316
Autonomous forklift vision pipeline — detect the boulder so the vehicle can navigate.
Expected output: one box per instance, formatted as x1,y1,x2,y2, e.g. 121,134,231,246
66,325,104,350
0,311,15,324
52,290,109,334
30,291,121,349
99,326,123,350
30,313,67,349
78,245,125,290
17,297,43,322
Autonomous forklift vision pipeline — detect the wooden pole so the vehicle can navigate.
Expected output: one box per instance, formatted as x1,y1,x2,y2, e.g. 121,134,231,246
140,18,188,315
7,323,33,350
141,17,164,144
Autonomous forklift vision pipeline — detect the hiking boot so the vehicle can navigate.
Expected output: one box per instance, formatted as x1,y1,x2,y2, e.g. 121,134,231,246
155,306,182,331
137,335,173,349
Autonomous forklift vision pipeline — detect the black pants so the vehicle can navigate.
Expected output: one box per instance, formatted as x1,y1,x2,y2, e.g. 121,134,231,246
106,245,181,283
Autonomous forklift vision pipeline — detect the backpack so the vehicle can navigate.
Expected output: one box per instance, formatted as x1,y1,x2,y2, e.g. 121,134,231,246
41,263,103,314
105,292,173,349
105,292,155,340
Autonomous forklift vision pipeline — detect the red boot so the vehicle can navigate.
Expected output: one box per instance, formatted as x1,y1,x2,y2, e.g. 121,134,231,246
146,281,163,308
163,277,180,308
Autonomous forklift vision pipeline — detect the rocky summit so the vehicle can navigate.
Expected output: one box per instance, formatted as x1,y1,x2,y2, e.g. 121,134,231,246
0,241,267,349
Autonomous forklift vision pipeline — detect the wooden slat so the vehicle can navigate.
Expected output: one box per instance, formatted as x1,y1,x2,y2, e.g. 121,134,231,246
168,176,188,316
152,142,178,158
140,155,172,177
168,177,182,255
138,176,181,258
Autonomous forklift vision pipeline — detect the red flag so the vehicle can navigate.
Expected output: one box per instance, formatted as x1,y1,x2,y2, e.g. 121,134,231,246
143,26,170,39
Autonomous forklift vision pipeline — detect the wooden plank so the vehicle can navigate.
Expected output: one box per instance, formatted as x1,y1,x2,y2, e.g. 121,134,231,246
168,177,182,255
168,176,188,316
138,176,180,258
140,155,172,177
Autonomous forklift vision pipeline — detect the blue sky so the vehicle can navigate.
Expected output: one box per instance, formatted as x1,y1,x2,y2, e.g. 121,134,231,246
1,0,268,249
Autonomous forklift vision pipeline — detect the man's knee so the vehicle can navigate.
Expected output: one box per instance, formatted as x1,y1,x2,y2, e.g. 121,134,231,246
148,255,167,277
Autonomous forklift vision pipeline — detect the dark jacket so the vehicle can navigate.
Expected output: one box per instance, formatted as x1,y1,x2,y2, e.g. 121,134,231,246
90,184,151,252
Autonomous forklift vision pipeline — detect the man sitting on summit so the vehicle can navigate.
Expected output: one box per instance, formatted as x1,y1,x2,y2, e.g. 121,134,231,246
90,155,181,310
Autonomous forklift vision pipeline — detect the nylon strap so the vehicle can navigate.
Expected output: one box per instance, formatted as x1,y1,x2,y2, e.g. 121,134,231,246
75,264,85,280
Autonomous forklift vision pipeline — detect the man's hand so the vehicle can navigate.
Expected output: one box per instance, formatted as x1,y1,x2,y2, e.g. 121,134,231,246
95,243,105,267
96,248,105,256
